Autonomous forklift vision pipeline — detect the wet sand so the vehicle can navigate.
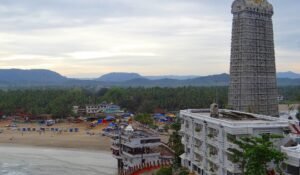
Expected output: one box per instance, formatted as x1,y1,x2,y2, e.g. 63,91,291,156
0,145,117,175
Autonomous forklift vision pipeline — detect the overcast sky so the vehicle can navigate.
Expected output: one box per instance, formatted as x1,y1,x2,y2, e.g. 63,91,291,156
0,0,299,78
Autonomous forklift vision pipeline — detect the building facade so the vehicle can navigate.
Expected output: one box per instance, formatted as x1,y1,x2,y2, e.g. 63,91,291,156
179,108,288,175
228,0,278,116
110,126,172,174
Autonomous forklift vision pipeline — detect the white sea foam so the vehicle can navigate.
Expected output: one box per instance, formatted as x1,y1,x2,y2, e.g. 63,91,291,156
0,145,117,175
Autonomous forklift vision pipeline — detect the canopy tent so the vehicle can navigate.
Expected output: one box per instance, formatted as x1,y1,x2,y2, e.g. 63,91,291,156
97,119,107,124
166,113,176,118
105,116,115,121
154,113,164,117
109,122,117,127
121,113,132,118
159,117,168,122
153,113,164,120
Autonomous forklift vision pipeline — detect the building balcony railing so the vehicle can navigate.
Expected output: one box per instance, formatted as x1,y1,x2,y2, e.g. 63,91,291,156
194,145,204,155
205,166,219,175
122,150,160,158
111,144,120,150
207,137,219,147
206,170,218,175
194,131,204,140
225,142,240,151
207,154,219,164
193,160,203,168
225,160,241,173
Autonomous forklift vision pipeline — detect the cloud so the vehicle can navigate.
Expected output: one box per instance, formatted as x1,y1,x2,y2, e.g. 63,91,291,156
0,0,298,78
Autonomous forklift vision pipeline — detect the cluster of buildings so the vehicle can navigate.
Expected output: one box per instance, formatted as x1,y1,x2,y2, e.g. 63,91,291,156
73,102,123,116
179,0,300,175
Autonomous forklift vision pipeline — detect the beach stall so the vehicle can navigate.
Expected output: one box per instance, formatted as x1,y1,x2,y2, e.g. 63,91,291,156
104,116,115,121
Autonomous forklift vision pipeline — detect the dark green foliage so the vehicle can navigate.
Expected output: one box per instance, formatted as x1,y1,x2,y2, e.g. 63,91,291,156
100,86,229,112
134,113,154,125
228,134,286,175
168,120,184,168
278,86,300,103
163,125,170,132
170,121,181,131
0,86,299,118
156,167,172,175
0,88,90,118
178,168,189,175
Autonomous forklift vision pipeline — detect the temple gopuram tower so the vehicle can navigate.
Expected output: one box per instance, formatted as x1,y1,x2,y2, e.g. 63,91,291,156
228,0,279,116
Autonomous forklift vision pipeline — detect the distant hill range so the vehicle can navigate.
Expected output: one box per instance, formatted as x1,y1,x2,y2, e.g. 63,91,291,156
277,71,300,79
0,69,299,88
96,72,143,82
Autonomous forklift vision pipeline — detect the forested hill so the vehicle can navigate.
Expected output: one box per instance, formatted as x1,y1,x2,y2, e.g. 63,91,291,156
0,69,300,88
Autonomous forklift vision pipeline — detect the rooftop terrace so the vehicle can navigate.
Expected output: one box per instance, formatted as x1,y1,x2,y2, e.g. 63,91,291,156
181,109,289,128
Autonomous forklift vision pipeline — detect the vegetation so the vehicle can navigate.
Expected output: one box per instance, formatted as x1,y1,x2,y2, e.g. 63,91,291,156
168,119,184,169
0,88,90,118
278,86,300,103
156,167,172,175
228,134,286,175
134,113,154,125
0,87,228,117
0,86,299,118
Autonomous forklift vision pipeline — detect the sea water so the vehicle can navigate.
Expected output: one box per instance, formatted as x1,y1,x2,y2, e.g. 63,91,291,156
0,145,117,175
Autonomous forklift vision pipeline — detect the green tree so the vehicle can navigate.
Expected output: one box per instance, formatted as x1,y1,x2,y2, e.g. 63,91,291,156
134,113,154,125
168,120,184,168
228,134,286,175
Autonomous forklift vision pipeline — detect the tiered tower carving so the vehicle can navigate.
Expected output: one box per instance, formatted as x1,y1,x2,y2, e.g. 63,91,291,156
228,0,279,116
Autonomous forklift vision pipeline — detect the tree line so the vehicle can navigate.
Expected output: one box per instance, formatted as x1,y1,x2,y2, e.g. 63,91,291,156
0,86,299,118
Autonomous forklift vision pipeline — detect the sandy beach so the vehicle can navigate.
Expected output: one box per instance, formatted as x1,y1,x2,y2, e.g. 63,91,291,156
0,121,112,151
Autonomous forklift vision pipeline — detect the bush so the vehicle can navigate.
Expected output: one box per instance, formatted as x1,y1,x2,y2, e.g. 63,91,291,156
178,168,189,175
134,113,154,125
156,167,172,175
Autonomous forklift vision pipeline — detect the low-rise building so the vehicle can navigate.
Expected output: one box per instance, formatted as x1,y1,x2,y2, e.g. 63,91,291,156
76,103,123,115
179,105,289,175
110,125,172,174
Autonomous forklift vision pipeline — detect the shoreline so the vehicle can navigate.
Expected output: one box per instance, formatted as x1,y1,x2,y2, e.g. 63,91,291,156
0,142,112,153
0,143,118,175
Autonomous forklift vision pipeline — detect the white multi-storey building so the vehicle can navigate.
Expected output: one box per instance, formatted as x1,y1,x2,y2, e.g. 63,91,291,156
281,135,300,175
281,123,300,175
179,105,289,175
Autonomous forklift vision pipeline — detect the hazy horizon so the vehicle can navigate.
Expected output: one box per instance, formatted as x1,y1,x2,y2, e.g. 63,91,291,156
0,0,299,78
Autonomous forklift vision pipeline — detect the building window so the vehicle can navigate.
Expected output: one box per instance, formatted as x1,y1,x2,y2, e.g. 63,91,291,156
208,127,218,138
227,133,237,143
195,123,202,132
208,145,218,157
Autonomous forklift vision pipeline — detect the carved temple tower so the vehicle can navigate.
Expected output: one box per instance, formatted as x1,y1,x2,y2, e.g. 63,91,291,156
228,0,279,116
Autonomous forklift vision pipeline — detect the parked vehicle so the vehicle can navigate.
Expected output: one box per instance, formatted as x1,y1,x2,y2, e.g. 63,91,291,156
46,120,55,126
